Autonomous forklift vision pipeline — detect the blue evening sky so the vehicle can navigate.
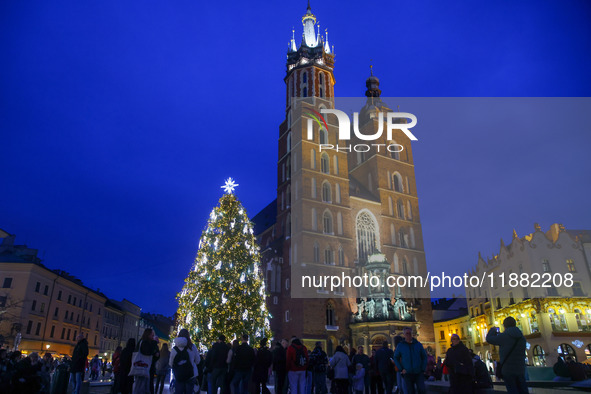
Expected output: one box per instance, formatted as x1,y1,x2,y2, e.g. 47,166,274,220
1,0,590,313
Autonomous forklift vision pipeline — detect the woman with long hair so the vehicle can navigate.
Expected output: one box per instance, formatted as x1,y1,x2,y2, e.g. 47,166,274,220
169,328,201,394
154,343,170,394
133,328,160,394
330,346,351,394
120,338,136,394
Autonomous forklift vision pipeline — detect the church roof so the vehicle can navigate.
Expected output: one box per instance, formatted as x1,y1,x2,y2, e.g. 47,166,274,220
251,199,277,236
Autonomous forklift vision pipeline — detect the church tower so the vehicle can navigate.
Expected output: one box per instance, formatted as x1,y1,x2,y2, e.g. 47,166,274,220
255,3,434,354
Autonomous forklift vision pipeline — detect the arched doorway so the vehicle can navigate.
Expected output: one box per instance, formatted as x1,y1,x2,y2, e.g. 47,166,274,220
558,343,577,362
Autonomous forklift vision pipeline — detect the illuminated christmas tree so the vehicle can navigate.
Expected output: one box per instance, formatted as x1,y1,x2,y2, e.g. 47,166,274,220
176,178,272,346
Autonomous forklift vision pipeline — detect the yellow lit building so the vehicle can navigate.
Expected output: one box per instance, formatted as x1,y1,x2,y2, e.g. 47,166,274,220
465,223,591,367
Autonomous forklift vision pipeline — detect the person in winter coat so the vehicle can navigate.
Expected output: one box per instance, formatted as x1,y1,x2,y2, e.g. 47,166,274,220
369,349,383,394
120,338,136,394
133,328,160,394
393,327,427,394
112,346,123,394
169,329,200,394
231,334,256,394
374,341,394,394
444,334,474,394
154,343,170,394
309,341,328,394
486,317,527,394
352,346,370,394
272,340,288,394
329,346,351,394
352,364,365,394
70,333,89,394
253,338,274,394
206,334,230,394
286,337,309,394
470,351,493,393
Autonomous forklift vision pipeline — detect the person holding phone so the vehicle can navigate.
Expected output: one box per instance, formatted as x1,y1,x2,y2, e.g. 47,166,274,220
486,317,527,394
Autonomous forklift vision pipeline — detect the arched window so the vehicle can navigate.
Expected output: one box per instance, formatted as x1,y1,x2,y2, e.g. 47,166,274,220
333,155,339,175
319,73,324,97
410,227,415,248
388,197,393,216
286,156,291,180
558,343,577,361
322,182,331,202
337,212,343,235
311,149,316,169
323,210,333,234
391,141,401,160
356,210,379,263
321,153,330,174
393,253,399,273
335,183,341,204
549,308,568,331
407,201,413,219
533,345,546,366
311,208,317,231
303,72,307,83
542,259,551,273
324,247,334,265
390,223,396,244
585,344,591,359
393,173,403,192
567,259,576,272
338,245,344,266
399,229,408,248
303,87,307,97
387,171,392,189
313,242,320,263
320,128,328,145
402,258,409,275
575,308,591,332
528,311,539,333
397,200,405,220
326,303,335,326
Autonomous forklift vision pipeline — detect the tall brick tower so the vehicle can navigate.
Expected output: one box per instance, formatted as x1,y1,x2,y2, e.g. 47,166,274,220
253,3,434,354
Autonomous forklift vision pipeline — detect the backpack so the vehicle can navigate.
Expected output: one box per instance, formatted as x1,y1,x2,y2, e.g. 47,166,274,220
173,346,194,382
293,345,307,367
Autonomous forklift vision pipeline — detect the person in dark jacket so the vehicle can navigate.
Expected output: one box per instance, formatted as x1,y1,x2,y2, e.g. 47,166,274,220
374,341,393,394
120,338,136,394
253,338,274,394
70,334,89,394
470,351,492,393
368,349,383,394
444,334,473,394
111,346,123,394
230,334,255,394
352,346,370,394
486,317,527,394
393,327,427,394
566,356,586,382
309,341,328,394
206,334,229,394
272,340,288,394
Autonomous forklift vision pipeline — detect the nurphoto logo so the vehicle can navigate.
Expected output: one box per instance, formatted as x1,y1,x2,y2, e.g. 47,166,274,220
304,108,418,153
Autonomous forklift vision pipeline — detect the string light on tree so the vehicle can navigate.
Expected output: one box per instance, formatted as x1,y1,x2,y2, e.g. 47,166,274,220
175,178,272,345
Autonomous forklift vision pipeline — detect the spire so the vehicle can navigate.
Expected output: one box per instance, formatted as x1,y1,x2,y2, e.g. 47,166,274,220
512,229,518,239
365,66,381,98
324,28,330,53
302,1,318,47
289,28,297,52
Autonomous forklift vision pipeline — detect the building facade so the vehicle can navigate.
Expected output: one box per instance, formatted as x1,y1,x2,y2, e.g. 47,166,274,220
252,4,434,354
0,233,105,356
466,223,591,367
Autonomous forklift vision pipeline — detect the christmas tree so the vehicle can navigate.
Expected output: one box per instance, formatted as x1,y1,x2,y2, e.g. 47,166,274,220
176,178,272,346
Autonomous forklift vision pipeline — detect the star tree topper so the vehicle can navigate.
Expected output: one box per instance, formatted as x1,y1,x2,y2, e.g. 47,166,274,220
221,177,239,194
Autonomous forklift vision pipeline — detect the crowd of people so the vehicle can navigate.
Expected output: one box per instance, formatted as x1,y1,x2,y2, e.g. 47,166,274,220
5,319,590,394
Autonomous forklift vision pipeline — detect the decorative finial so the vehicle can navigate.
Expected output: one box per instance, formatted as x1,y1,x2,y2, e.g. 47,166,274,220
534,223,541,232
558,223,565,232
370,64,373,76
513,229,518,239
221,177,239,194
